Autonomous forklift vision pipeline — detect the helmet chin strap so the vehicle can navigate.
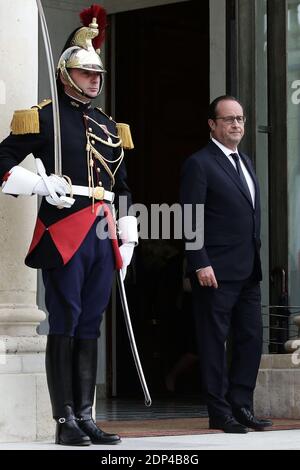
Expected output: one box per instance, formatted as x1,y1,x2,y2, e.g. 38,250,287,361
65,89,92,103
72,86,101,100
72,79,103,100
61,65,103,100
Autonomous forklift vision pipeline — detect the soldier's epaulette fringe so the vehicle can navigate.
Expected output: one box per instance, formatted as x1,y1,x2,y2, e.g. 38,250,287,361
10,99,51,135
11,108,40,135
116,123,134,150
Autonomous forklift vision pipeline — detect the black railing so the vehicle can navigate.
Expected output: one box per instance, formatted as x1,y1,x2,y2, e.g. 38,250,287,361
262,305,300,354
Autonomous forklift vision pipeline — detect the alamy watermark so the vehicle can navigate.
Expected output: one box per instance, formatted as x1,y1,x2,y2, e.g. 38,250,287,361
291,80,300,105
291,340,300,365
96,196,204,251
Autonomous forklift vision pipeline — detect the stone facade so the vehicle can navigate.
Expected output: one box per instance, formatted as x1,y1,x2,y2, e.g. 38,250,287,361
0,0,53,442
255,354,300,419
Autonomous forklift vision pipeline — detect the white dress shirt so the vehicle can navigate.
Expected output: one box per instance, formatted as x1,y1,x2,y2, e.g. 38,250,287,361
211,138,255,207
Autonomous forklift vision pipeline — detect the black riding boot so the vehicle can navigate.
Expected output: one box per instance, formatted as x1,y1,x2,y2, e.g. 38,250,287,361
45,335,91,446
73,338,121,445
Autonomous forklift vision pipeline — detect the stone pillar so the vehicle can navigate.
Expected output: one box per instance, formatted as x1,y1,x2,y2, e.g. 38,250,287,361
254,353,300,419
0,0,53,442
255,317,300,418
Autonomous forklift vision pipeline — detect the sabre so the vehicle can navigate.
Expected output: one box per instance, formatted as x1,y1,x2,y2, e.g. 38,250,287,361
36,0,62,176
36,0,74,208
117,271,152,407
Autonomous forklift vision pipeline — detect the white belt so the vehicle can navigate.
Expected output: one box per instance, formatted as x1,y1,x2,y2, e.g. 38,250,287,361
70,185,115,203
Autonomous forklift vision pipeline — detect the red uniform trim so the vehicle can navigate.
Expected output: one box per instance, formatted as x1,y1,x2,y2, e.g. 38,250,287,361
2,171,11,182
27,202,123,269
101,203,123,270
28,218,46,253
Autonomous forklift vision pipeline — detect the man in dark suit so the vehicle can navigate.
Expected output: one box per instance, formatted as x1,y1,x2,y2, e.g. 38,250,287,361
180,95,272,433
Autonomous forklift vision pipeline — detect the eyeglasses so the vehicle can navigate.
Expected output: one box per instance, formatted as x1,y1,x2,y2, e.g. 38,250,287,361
215,115,246,124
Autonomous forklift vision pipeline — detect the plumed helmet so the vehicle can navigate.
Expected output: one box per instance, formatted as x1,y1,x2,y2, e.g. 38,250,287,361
57,4,107,97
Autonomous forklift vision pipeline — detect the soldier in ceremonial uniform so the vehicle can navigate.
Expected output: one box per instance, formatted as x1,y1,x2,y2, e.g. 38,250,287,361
0,5,137,446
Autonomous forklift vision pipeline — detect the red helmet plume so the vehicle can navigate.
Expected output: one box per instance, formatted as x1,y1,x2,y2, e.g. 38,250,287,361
80,4,107,50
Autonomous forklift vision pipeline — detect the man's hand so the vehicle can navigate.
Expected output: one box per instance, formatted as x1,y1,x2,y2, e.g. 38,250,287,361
196,266,218,289
33,174,70,196
34,158,74,208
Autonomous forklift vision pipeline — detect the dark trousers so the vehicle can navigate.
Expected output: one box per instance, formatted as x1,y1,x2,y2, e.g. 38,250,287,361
191,277,262,418
42,220,115,339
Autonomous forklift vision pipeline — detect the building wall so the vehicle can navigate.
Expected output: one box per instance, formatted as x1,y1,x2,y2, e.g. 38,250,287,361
0,0,52,442
0,0,39,315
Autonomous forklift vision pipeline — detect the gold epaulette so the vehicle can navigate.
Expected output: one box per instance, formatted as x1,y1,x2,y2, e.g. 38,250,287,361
10,99,51,135
11,109,40,135
116,122,134,150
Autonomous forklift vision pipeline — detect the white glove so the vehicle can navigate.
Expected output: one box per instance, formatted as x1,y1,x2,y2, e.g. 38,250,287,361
35,158,74,208
33,174,70,196
118,216,138,245
119,242,135,280
2,165,42,195
2,163,74,209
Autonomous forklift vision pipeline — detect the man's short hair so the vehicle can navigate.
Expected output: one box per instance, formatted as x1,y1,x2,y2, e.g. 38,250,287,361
208,95,244,120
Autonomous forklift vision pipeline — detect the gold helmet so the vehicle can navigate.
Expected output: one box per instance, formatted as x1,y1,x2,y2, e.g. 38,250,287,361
57,4,107,97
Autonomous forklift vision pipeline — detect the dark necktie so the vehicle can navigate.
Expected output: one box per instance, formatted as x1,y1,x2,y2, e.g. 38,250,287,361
230,153,252,203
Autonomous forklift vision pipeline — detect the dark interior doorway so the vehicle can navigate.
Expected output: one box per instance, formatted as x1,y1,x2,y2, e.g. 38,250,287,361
108,0,209,399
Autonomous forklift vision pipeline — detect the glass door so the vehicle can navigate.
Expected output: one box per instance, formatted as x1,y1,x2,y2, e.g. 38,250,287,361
286,0,300,343
265,0,300,352
233,0,299,352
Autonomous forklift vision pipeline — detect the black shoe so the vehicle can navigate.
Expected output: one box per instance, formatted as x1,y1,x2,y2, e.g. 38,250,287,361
209,415,248,433
55,417,91,446
233,408,273,431
77,418,121,445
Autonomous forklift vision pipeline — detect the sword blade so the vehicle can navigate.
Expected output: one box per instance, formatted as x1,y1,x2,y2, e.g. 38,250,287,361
117,271,152,407
36,0,62,176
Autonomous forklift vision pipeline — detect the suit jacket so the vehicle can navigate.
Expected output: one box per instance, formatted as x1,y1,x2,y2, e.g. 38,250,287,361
0,93,131,269
180,140,262,281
